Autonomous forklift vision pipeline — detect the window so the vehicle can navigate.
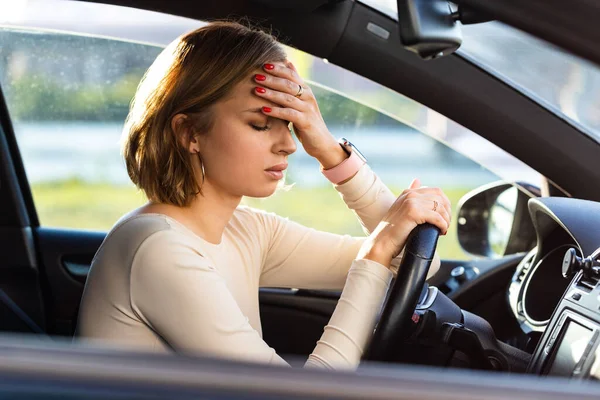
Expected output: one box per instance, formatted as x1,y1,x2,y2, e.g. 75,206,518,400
0,0,540,260
461,22,600,143
0,28,158,228
0,0,199,229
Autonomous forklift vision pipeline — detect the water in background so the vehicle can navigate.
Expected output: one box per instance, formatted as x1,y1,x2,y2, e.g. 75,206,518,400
14,121,520,189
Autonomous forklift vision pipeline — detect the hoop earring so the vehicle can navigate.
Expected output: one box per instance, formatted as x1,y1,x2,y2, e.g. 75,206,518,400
197,152,205,187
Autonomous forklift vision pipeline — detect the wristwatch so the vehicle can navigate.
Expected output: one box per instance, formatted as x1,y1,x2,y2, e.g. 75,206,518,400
321,138,367,184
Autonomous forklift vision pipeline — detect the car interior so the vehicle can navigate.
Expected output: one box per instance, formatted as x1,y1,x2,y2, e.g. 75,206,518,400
2,0,600,389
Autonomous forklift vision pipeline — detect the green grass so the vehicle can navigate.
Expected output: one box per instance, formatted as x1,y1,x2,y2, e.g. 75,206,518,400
31,178,148,231
31,179,471,259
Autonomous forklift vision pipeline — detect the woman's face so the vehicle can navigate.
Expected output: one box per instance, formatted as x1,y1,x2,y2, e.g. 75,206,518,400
197,64,297,199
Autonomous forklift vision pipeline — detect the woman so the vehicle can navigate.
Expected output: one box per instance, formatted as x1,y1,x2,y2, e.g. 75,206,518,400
76,21,451,370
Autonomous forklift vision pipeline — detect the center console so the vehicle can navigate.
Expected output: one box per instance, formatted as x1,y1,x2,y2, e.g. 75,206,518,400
528,268,600,378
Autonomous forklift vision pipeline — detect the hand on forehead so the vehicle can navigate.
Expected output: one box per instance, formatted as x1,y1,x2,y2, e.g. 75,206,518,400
224,59,304,116
237,60,296,109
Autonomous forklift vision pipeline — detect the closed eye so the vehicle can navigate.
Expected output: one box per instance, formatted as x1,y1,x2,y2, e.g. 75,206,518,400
251,124,271,131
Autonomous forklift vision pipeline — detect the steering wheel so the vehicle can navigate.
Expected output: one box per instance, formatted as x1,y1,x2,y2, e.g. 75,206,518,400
363,223,440,362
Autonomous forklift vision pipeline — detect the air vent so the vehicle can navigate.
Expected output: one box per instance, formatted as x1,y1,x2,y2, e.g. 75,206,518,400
516,256,535,282
517,263,531,282
577,274,599,292
562,248,600,292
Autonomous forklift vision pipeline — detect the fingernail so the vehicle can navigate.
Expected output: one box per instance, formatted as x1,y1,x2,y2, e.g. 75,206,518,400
255,87,266,94
255,74,266,81
264,63,275,70
262,106,272,113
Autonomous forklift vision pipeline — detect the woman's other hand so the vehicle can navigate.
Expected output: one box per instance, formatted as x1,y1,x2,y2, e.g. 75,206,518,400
254,61,346,168
357,179,452,269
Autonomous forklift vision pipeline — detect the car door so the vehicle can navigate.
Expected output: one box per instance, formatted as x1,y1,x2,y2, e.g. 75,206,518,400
0,0,540,357
0,335,597,400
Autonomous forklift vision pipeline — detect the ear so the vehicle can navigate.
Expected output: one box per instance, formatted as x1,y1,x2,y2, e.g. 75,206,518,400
171,113,200,154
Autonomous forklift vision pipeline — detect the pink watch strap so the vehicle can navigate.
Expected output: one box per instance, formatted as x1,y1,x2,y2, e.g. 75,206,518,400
321,148,366,184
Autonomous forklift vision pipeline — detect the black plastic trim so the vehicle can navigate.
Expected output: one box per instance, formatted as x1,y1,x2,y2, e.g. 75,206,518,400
0,227,37,270
0,334,598,399
259,288,337,317
528,197,600,258
0,87,38,228
80,0,355,61
429,253,524,310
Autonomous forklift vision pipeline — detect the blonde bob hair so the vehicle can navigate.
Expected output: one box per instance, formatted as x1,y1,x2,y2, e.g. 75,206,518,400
122,21,287,207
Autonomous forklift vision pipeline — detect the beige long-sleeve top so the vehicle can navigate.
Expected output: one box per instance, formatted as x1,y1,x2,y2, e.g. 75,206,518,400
76,164,439,369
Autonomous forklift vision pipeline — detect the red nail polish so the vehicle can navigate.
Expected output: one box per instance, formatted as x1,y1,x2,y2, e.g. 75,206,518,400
262,106,272,113
264,63,275,70
255,74,266,81
255,87,266,94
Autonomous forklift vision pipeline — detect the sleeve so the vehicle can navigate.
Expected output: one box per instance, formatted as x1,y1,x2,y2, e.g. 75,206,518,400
259,164,439,289
258,210,365,290
335,164,440,276
130,230,392,370
333,163,396,235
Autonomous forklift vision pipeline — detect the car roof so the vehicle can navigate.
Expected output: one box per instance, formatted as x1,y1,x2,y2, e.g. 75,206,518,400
86,0,600,66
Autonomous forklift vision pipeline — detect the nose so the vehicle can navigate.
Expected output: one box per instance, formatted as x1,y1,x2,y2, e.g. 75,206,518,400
273,123,297,155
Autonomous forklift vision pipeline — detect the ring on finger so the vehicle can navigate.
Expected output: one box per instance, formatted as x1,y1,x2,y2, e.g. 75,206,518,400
432,200,438,212
294,84,304,98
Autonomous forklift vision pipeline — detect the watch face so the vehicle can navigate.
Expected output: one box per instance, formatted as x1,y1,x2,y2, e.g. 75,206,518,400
339,138,367,163
352,146,368,163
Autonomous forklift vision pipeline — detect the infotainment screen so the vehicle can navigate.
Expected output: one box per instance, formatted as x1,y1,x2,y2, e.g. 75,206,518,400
547,320,594,376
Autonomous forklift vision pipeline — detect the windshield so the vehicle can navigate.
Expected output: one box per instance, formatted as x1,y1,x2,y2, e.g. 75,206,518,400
360,0,600,143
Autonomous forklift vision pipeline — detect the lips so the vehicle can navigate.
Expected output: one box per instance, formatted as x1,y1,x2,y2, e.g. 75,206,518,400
265,163,287,180
265,163,288,172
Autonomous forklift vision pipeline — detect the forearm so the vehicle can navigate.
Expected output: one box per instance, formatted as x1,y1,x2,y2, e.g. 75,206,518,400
305,258,392,369
355,235,393,269
312,136,347,169
333,164,396,235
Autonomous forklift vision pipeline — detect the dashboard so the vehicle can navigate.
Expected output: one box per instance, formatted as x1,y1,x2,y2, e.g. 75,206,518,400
508,237,577,334
509,197,600,378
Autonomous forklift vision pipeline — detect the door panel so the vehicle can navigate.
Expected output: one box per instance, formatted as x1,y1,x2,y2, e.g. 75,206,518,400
260,290,337,358
1,333,600,400
34,228,104,335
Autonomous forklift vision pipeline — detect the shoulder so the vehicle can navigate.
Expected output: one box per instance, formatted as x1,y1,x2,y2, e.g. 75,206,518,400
111,213,171,238
92,214,173,265
231,205,288,233
233,204,271,219
110,214,206,264
233,205,288,222
129,226,216,286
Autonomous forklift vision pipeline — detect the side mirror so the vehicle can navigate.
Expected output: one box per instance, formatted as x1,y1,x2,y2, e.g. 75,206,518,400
397,0,462,59
456,182,538,258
